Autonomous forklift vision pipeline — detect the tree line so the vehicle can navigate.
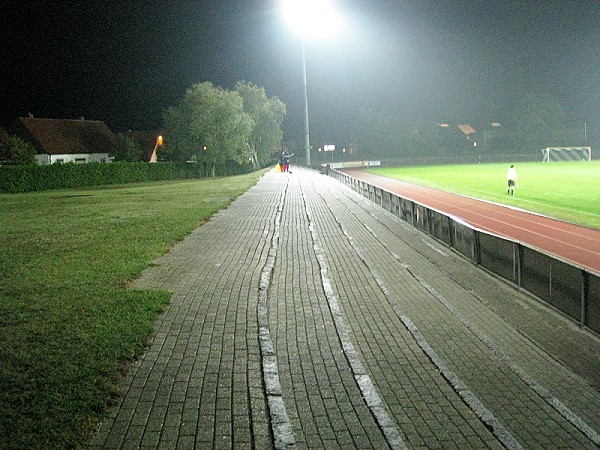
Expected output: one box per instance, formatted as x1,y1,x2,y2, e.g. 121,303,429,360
3,86,591,166
1,81,286,173
160,81,285,175
351,92,590,160
112,81,286,175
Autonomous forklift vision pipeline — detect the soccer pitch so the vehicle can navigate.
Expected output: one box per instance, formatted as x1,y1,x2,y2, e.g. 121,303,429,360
367,161,600,229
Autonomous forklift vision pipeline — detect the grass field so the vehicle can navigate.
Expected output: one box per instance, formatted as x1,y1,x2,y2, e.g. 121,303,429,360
367,161,600,229
0,171,267,449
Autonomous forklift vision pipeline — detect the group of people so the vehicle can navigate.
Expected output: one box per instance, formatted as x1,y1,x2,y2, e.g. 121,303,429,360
278,150,293,173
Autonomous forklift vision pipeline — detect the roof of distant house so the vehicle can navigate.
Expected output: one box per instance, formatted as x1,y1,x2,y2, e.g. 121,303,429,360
12,117,117,155
457,124,476,136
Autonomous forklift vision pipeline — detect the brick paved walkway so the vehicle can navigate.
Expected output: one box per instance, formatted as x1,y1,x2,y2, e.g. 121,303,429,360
90,168,600,449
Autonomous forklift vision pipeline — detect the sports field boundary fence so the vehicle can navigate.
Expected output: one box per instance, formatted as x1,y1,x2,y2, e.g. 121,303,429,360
328,167,600,337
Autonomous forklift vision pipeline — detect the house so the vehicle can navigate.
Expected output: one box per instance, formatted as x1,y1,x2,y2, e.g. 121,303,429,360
7,116,117,165
437,123,476,153
457,124,477,140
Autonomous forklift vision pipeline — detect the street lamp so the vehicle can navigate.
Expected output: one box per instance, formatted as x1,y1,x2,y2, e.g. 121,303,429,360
282,0,343,167
151,133,163,163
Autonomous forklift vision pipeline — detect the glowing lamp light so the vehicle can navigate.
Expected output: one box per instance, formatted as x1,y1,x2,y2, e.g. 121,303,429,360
282,0,343,166
282,0,343,39
156,135,163,146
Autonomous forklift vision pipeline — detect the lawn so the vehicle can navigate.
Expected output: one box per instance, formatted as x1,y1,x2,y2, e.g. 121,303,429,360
367,161,600,229
0,171,267,449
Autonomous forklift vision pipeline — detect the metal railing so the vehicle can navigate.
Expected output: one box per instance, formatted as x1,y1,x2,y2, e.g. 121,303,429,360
330,169,600,336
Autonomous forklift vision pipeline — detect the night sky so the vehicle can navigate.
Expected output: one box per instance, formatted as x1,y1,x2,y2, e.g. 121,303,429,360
2,1,599,148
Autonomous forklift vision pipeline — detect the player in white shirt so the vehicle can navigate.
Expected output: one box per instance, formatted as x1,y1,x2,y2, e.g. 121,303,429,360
507,164,518,196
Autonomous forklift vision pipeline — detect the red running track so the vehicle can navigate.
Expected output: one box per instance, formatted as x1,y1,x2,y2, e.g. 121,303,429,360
344,169,600,275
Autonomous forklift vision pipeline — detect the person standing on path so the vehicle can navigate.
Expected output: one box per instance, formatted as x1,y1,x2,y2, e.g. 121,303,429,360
507,164,518,196
279,150,293,173
278,150,286,172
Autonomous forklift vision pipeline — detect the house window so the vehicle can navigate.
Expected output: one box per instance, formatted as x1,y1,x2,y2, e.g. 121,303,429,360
74,158,86,164
100,158,107,163
54,159,65,164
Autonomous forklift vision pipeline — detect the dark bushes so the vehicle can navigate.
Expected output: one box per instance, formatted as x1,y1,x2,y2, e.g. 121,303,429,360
0,161,253,193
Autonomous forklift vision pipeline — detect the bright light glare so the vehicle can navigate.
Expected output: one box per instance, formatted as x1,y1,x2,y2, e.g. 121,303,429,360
282,0,344,39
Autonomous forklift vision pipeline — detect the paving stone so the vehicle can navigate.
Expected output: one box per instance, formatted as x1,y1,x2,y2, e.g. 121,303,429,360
90,168,600,449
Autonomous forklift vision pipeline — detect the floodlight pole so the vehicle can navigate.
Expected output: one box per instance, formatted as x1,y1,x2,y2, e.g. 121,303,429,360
301,37,311,167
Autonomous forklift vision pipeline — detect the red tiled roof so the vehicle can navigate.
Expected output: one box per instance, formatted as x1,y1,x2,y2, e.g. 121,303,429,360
14,117,117,155
457,124,476,136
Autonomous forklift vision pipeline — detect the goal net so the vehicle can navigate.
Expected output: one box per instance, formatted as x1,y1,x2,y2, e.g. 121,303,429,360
541,147,592,162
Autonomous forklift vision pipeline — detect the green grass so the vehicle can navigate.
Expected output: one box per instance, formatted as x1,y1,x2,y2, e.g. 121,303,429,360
0,171,267,449
368,161,600,229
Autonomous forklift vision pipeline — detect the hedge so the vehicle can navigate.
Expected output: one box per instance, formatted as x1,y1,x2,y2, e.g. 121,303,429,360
0,161,253,193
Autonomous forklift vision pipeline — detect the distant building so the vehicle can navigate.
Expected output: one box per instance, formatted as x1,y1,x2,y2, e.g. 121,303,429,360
7,116,117,165
436,122,477,153
457,124,476,138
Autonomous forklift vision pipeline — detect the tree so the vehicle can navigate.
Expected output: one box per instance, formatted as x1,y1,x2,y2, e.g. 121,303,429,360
0,136,36,165
407,119,445,156
163,82,254,176
112,133,142,162
352,108,416,159
235,81,286,168
511,92,566,153
352,108,466,160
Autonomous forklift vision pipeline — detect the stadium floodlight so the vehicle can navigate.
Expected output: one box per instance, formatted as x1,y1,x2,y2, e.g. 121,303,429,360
282,0,344,167
282,0,343,40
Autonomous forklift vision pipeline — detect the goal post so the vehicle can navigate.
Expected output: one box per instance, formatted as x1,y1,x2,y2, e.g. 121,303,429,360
541,146,592,162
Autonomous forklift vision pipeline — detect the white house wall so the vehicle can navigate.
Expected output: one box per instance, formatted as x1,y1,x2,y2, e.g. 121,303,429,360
35,154,52,165
35,153,113,165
